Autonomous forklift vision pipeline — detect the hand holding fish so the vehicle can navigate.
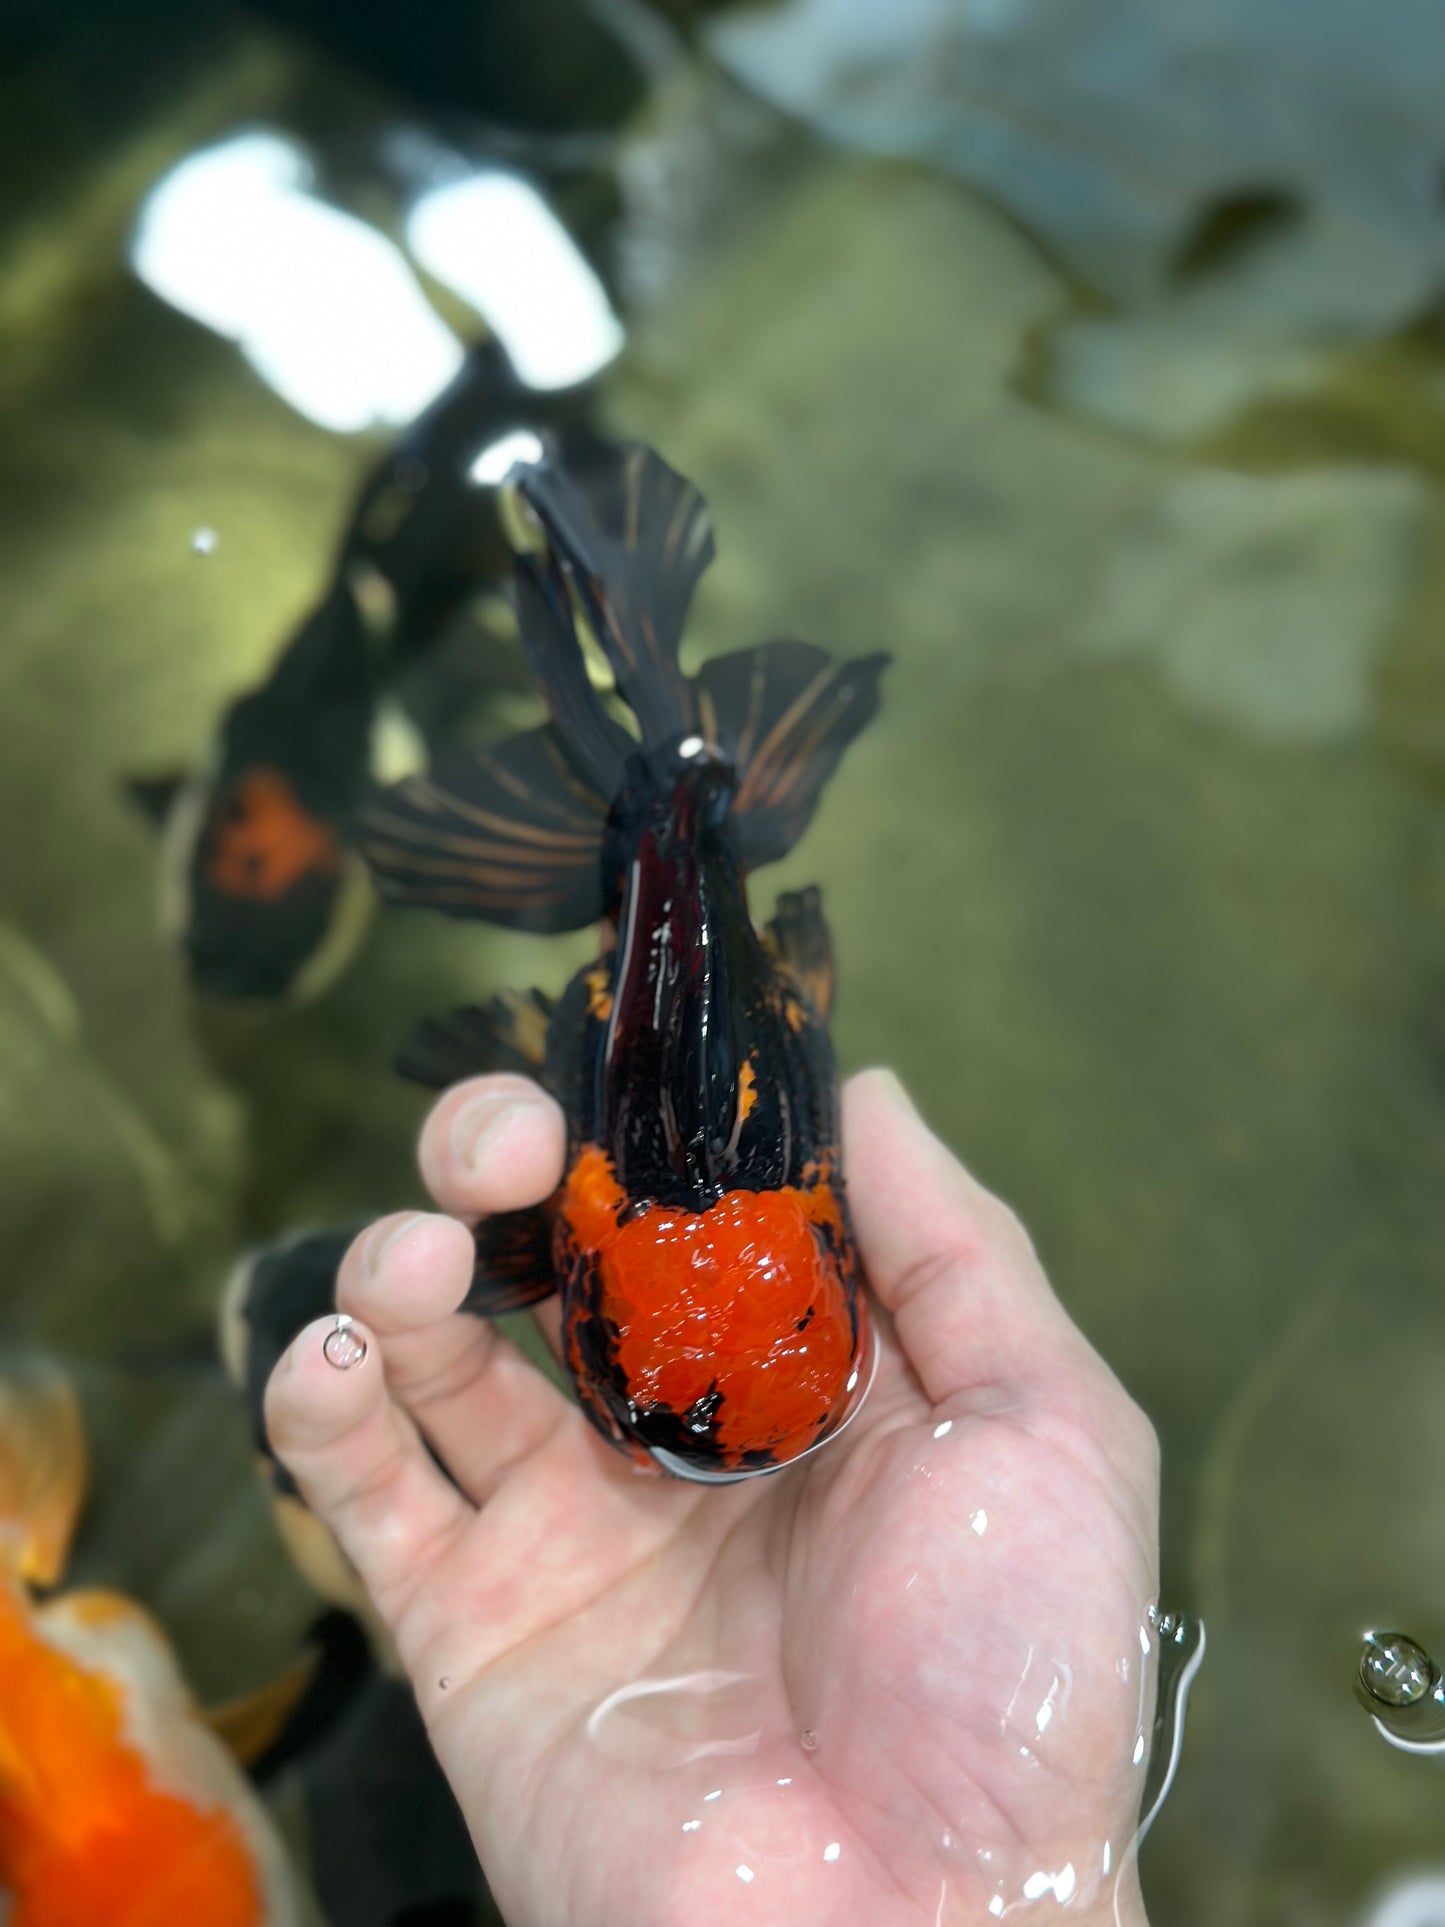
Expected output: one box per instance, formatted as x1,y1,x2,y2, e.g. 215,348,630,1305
264,1068,1159,1927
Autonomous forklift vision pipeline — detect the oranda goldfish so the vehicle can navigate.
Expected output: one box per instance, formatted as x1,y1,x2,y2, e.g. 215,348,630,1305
0,1363,301,1927
361,440,888,1481
130,337,603,1002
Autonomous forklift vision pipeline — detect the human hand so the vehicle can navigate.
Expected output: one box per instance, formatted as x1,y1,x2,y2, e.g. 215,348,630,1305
265,1069,1159,1926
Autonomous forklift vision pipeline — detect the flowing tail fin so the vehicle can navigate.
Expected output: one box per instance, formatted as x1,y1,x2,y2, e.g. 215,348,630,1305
513,441,714,745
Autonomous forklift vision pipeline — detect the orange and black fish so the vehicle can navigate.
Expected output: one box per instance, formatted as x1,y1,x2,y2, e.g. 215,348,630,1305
130,339,604,1001
0,1363,306,1927
362,441,888,1481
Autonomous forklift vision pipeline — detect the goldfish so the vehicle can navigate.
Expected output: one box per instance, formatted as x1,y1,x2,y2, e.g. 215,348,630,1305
362,440,888,1480
131,338,603,1001
0,1362,302,1927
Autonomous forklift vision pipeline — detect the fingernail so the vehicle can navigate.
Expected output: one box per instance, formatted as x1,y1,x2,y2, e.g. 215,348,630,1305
366,1213,422,1276
451,1092,540,1171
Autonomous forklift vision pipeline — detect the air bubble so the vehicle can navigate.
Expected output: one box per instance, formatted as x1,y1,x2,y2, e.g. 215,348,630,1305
191,526,219,555
800,1728,819,1752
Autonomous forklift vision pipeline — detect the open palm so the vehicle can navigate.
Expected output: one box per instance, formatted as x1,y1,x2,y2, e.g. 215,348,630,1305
266,1070,1158,1927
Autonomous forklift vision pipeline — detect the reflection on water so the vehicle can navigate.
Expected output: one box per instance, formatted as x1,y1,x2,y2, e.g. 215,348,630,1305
3,0,1445,1922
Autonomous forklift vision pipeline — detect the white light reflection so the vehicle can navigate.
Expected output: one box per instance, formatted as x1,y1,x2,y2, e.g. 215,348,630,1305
970,1508,988,1536
1022,1862,1076,1903
933,1418,953,1439
736,1864,755,1884
822,1842,841,1863
468,429,545,486
682,1820,700,1833
406,172,624,390
133,133,464,432
1366,1874,1445,1927
988,1899,1004,1918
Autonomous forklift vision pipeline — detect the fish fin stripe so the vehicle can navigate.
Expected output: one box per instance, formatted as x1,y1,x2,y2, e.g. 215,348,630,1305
360,723,608,932
695,641,890,868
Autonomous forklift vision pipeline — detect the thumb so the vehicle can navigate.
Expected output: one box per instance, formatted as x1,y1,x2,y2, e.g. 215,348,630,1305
842,1069,1087,1408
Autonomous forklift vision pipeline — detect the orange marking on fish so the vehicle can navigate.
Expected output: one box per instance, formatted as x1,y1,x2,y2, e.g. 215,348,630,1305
737,1059,757,1124
0,1579,265,1927
205,770,341,901
560,1146,860,1468
584,964,613,1023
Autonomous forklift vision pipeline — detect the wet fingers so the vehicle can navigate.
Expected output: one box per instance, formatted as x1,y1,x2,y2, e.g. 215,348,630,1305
265,1313,473,1629
335,1210,573,1505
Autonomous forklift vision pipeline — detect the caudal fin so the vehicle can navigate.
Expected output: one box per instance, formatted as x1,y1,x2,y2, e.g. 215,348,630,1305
513,441,714,745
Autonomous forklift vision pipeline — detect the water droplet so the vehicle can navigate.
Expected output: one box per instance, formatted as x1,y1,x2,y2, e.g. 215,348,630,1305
1137,1609,1207,1843
323,1315,368,1370
190,526,218,555
1359,1632,1434,1707
326,1315,364,1362
800,1728,820,1751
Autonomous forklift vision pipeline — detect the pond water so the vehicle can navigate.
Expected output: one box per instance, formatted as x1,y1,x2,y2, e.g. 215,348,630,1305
3,2,1444,1922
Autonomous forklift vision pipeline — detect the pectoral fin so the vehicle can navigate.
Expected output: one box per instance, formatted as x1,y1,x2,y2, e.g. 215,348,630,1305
466,1205,558,1316
395,987,554,1088
123,770,188,828
204,1647,318,1766
361,722,613,932
696,641,888,868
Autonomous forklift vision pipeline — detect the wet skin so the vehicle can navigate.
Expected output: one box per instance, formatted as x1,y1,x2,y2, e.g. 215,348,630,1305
266,1071,1159,1927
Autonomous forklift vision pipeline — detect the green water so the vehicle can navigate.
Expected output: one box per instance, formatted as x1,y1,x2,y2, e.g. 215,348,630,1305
3,12,1445,1924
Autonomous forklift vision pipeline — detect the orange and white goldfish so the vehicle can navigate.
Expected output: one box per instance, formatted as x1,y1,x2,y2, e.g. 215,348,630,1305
0,1363,302,1927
